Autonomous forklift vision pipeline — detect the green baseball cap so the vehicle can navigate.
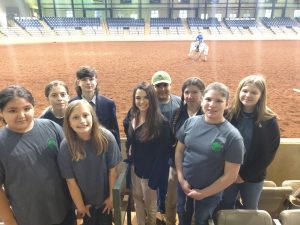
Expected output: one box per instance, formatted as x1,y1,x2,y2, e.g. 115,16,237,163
151,71,172,85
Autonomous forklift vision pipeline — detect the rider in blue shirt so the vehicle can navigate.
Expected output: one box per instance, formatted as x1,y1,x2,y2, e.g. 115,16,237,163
196,33,203,42
195,33,203,51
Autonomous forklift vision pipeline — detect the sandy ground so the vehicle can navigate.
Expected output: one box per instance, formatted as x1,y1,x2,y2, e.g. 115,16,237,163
0,40,300,138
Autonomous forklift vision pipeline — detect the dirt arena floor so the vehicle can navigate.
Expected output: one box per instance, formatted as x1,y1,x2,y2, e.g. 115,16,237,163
1,40,300,138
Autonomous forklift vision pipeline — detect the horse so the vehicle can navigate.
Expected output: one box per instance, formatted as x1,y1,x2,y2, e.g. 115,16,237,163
188,41,209,62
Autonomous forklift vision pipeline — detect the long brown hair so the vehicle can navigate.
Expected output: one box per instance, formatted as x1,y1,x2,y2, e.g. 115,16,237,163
63,100,108,161
228,74,277,124
130,82,163,142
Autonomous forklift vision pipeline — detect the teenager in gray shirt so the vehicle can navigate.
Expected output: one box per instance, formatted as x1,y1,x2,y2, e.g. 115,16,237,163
0,85,75,225
175,82,245,225
58,100,121,225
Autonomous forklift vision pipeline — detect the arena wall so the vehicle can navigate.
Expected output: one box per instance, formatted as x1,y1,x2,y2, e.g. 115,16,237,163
120,138,300,185
267,139,300,185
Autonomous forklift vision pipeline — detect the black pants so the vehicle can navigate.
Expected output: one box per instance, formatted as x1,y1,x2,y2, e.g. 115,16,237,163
83,206,113,225
54,209,76,225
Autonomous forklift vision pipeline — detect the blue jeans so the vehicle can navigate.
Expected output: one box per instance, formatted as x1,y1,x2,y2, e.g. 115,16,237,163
194,193,222,225
177,185,194,225
221,180,264,209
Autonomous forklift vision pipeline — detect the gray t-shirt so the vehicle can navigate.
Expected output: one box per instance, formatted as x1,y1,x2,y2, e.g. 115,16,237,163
0,119,71,225
159,94,181,121
58,128,122,208
177,115,245,189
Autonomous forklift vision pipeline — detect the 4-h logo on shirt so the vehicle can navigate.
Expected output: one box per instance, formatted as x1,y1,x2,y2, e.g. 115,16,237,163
211,139,223,152
47,138,58,150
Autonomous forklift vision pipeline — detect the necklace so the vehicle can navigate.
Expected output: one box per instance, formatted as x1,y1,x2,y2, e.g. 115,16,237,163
51,108,64,119
187,105,201,117
188,111,197,117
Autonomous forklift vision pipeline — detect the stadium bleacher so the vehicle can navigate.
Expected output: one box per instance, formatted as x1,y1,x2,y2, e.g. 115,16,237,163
149,18,184,35
1,15,300,39
42,17,103,36
260,17,299,28
43,17,101,28
187,17,221,28
224,18,258,28
13,17,53,36
187,17,222,35
106,18,145,35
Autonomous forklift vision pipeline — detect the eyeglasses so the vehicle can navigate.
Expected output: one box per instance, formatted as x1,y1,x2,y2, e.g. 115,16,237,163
155,83,169,88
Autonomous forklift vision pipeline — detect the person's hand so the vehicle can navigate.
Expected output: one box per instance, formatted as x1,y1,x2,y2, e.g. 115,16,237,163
235,175,244,184
179,179,192,195
187,189,205,200
102,197,113,214
77,204,92,218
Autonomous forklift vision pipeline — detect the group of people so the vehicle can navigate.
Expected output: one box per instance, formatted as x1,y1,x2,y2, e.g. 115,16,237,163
0,65,280,225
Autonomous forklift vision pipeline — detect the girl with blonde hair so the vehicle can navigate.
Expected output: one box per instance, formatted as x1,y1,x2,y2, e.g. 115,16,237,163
221,74,280,209
58,99,121,225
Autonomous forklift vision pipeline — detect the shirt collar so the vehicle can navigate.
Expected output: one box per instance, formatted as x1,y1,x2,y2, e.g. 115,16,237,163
81,95,96,105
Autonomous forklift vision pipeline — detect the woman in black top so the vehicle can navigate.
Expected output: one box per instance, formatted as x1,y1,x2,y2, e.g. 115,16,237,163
124,82,171,225
221,75,280,209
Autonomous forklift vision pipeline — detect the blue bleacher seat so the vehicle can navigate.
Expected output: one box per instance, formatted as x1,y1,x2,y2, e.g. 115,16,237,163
106,18,145,28
14,17,43,29
260,17,299,28
150,18,183,28
224,18,257,28
187,17,221,28
43,17,101,29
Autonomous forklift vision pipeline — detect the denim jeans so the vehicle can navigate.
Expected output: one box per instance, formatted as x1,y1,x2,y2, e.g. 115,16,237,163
193,193,222,225
221,180,264,209
82,206,113,225
177,185,194,225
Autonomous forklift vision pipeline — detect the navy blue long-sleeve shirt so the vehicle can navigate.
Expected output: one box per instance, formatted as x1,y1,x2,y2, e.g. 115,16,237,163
125,118,172,190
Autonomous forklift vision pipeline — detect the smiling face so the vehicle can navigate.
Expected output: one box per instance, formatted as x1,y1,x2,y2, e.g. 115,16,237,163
239,84,262,113
0,97,34,133
201,89,228,124
135,88,149,114
69,104,93,140
48,85,69,113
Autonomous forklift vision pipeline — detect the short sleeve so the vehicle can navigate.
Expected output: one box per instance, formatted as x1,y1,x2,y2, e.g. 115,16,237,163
57,139,75,179
47,119,64,146
176,118,192,144
103,128,122,168
225,134,245,165
0,161,4,185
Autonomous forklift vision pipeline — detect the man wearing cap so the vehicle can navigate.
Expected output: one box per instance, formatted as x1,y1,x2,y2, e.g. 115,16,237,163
151,71,181,225
70,65,121,148
151,71,181,121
